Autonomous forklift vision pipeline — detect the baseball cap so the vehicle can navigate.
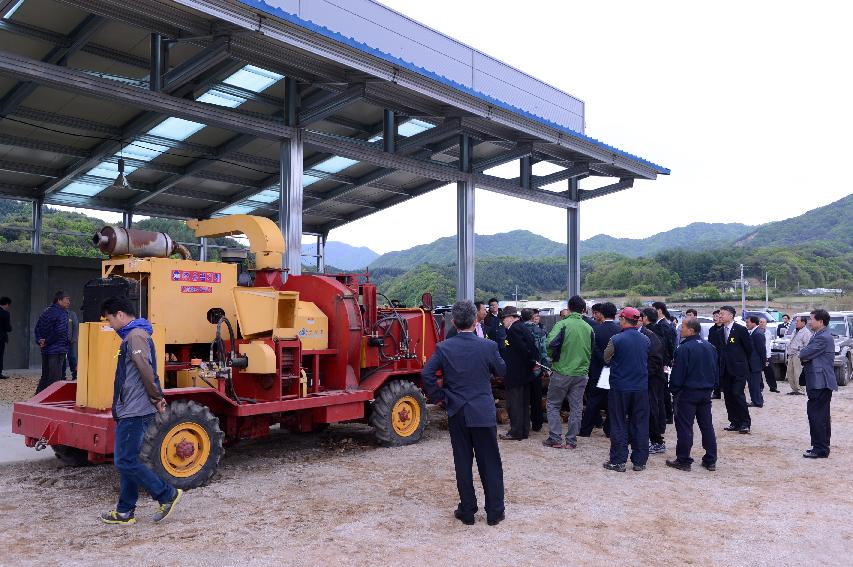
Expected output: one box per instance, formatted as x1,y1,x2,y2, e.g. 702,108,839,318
619,307,641,321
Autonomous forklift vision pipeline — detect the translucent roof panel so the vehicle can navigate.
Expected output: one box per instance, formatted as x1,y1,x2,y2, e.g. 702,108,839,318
147,117,206,141
222,66,283,93
63,181,107,196
313,156,358,174
3,0,25,19
197,89,247,109
249,189,280,203
397,119,434,137
303,174,321,186
218,204,256,216
122,141,170,162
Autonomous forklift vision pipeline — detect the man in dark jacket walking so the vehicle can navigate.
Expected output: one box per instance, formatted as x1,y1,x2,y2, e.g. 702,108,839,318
423,300,507,525
34,291,71,393
709,306,753,434
579,302,620,437
99,298,183,525
640,308,667,455
799,309,837,459
666,318,719,472
602,307,651,472
0,297,11,379
499,306,538,441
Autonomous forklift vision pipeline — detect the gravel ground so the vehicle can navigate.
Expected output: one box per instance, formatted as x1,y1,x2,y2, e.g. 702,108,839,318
1,387,852,567
0,372,40,403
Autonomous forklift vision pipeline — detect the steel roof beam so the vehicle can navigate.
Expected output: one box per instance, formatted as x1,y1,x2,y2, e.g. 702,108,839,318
0,15,105,117
162,36,231,92
24,50,244,197
472,143,534,172
533,163,590,188
395,118,461,154
577,178,634,201
0,132,90,159
297,84,364,126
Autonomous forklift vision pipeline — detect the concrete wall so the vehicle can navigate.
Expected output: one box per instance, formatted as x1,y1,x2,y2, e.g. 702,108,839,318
0,252,100,369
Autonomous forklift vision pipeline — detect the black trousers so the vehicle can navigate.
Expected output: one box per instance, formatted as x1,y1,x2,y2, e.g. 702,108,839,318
763,362,777,391
0,340,5,375
529,376,544,431
448,412,505,519
720,371,750,428
505,384,530,439
663,373,673,423
806,388,832,456
747,371,765,407
608,390,650,466
580,386,609,436
648,374,666,445
36,352,65,394
674,388,717,465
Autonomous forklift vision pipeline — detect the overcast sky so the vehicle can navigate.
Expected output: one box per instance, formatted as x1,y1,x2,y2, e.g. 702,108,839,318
326,0,853,253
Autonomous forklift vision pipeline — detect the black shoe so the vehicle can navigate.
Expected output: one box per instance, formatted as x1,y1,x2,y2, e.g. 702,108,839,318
454,509,475,525
803,450,828,459
603,461,626,472
632,464,646,472
723,425,739,432
531,425,542,432
787,391,804,396
666,459,691,472
499,433,523,441
665,418,673,424
770,389,780,393
711,394,721,399
701,461,716,472
747,403,763,408
487,513,505,526
0,374,8,379
738,426,751,434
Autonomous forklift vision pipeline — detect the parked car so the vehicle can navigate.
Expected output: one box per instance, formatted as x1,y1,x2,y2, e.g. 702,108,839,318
770,311,853,386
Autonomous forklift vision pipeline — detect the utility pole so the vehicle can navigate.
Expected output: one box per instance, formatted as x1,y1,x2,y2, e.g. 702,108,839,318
511,285,522,303
740,263,746,317
764,271,769,311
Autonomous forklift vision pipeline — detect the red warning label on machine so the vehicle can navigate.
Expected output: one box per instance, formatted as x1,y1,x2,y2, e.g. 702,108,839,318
172,270,222,283
181,285,213,294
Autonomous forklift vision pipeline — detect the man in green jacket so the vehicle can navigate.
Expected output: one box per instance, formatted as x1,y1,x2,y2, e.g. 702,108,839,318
544,296,593,449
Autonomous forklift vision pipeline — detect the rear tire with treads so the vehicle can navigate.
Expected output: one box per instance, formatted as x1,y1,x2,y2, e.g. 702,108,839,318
52,445,90,466
140,400,224,490
370,380,428,446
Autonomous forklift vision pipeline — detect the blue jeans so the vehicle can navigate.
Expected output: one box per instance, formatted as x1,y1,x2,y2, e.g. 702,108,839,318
115,415,175,513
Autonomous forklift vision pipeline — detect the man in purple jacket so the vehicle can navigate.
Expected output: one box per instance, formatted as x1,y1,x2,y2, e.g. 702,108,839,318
34,291,71,393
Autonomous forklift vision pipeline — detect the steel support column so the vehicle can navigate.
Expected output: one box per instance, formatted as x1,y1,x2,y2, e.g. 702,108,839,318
316,233,326,273
199,236,208,262
566,178,580,297
121,211,132,228
520,155,531,189
31,198,42,254
149,33,162,91
383,109,395,153
280,77,302,275
456,134,474,301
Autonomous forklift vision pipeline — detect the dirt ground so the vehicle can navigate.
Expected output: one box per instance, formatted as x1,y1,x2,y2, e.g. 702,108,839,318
2,385,853,567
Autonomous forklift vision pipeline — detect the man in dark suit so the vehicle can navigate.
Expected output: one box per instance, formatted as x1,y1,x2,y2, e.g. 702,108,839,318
0,297,11,379
799,309,837,458
708,306,753,434
579,302,620,437
499,306,538,441
708,310,723,398
422,300,507,525
745,316,766,408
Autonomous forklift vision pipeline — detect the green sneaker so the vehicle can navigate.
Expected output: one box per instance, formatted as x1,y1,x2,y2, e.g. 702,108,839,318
153,489,184,523
100,510,136,525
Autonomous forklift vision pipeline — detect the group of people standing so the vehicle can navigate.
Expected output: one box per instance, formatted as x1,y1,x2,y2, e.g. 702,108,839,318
422,297,839,525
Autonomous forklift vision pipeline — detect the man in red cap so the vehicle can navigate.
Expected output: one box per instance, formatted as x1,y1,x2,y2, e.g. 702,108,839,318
602,307,651,472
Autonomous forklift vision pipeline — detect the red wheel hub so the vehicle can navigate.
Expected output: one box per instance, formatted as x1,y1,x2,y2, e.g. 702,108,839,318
175,439,195,459
398,408,410,423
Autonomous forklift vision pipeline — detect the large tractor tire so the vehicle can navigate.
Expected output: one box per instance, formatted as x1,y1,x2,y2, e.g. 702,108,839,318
52,445,90,467
140,400,224,490
836,356,852,387
370,380,428,446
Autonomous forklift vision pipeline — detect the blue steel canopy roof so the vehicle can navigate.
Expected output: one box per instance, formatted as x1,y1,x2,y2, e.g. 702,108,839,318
0,0,668,236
